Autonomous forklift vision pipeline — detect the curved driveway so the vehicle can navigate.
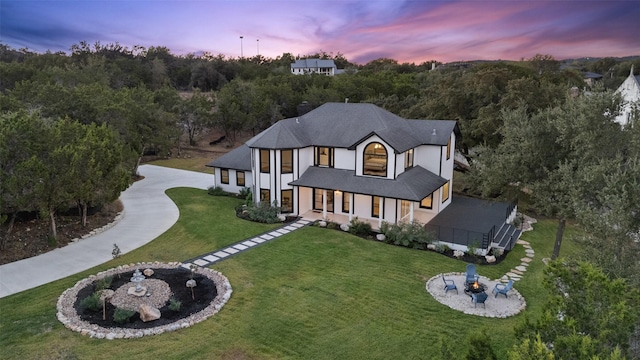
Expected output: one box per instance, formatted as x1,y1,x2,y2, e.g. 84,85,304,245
0,165,213,298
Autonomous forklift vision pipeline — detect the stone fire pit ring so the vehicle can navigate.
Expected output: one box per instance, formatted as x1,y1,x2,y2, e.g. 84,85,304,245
56,262,232,339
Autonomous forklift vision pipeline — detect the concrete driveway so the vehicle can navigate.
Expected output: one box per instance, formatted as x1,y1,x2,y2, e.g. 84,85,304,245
0,165,213,298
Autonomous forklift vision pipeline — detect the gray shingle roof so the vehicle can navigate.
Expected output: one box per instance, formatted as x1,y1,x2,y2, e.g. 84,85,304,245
291,59,336,69
246,102,458,153
206,144,252,171
289,166,447,201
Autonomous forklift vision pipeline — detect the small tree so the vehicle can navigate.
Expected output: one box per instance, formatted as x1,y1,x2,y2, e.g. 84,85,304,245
514,260,640,359
465,332,497,360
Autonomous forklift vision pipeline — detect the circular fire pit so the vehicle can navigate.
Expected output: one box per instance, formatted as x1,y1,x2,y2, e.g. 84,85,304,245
464,280,487,296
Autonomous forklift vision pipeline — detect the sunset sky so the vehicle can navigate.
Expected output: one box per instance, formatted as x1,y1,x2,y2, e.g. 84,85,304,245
2,0,639,64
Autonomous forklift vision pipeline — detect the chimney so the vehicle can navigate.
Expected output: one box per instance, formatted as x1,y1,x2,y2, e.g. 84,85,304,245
432,129,437,136
345,98,349,103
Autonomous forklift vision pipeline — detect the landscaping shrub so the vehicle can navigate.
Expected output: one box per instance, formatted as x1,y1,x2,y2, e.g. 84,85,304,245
238,187,251,200
349,217,372,237
240,201,283,224
467,240,481,257
95,276,113,291
207,186,226,196
80,292,101,312
380,221,435,249
113,308,136,324
434,243,448,253
168,297,181,312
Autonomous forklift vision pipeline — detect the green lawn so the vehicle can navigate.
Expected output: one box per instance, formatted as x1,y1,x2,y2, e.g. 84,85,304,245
147,156,213,174
0,188,582,360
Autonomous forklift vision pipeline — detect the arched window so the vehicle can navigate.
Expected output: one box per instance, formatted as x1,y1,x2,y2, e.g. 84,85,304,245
363,142,387,176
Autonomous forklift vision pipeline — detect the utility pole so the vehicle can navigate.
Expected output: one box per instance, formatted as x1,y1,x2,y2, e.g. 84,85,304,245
257,39,259,56
240,36,244,58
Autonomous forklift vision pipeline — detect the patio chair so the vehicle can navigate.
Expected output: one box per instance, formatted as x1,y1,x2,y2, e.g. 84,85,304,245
465,263,479,285
441,274,458,294
471,291,488,308
492,279,514,298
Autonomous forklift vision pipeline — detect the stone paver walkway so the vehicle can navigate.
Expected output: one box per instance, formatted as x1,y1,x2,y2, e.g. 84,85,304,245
181,219,313,268
498,214,537,284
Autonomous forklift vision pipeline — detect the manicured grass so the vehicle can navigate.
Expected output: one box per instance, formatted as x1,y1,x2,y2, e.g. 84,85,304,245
147,155,213,174
0,189,582,360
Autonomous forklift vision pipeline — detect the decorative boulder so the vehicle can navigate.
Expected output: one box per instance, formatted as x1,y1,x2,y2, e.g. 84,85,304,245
278,214,286,222
427,244,436,250
485,255,496,263
143,268,154,277
376,234,386,241
138,304,161,322
453,250,465,258
318,221,327,228
340,223,350,232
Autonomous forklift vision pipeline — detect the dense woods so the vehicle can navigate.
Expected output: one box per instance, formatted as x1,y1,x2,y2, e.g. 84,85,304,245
1,42,639,358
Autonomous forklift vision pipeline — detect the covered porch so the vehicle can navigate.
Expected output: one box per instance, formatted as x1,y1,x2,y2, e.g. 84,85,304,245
299,210,383,231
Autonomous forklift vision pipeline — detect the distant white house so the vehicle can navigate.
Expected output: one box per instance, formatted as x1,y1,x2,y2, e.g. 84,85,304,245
291,59,337,76
615,66,640,126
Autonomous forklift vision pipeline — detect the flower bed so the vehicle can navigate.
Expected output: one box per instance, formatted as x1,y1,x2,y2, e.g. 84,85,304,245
56,262,232,339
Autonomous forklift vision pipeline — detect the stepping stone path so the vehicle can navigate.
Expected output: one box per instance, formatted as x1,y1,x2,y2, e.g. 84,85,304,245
501,236,535,283
496,214,538,283
181,219,313,269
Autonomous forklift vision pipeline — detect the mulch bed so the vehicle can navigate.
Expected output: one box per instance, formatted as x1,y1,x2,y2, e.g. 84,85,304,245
74,268,218,329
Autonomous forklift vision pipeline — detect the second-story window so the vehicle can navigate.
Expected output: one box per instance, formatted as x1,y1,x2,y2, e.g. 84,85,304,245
363,142,387,176
281,149,293,173
404,148,414,169
315,147,334,167
260,149,270,173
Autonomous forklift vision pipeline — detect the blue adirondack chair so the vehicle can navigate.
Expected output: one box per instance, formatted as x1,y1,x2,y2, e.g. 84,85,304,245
441,274,458,294
492,279,514,298
465,263,479,285
472,291,488,308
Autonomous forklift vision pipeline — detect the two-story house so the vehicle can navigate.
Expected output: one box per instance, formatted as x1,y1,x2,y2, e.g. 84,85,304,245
290,59,337,76
208,102,459,229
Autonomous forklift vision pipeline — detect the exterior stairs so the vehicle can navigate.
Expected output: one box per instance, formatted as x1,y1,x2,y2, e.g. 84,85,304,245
492,222,522,251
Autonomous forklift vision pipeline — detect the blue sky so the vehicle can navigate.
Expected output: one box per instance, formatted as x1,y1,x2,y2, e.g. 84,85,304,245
1,0,639,64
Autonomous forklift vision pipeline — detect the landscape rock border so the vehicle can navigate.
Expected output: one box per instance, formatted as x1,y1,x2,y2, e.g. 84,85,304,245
72,210,125,243
56,262,232,339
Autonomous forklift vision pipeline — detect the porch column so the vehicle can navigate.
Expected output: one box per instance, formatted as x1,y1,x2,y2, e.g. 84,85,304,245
378,197,383,228
322,189,327,219
409,202,414,222
349,193,354,222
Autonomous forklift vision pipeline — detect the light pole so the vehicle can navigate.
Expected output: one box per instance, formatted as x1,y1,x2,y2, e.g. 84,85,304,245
257,39,259,56
240,36,244,58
